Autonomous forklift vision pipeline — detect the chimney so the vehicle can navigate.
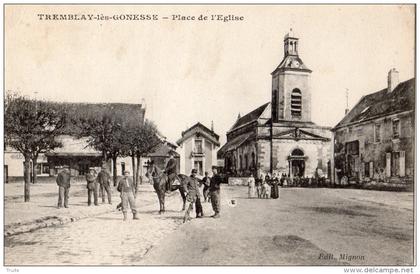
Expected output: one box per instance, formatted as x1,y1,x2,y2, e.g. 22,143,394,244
345,88,349,115
211,120,214,132
387,68,399,93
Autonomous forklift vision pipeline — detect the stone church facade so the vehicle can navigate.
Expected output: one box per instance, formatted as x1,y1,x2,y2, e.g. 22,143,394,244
218,31,333,178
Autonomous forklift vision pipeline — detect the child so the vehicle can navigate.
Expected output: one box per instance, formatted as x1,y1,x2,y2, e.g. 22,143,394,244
262,181,271,199
117,171,139,221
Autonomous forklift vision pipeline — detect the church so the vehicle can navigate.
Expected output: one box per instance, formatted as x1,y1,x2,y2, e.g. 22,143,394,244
218,30,333,179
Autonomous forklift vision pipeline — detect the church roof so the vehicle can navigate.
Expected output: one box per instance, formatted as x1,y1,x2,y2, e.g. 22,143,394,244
271,55,312,75
177,122,220,146
229,102,270,132
334,78,415,129
217,131,255,158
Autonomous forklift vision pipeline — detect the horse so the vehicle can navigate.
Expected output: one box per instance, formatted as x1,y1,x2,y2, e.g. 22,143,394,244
146,164,187,214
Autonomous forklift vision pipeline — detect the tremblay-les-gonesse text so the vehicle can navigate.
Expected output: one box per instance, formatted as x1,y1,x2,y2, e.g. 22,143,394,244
37,14,245,22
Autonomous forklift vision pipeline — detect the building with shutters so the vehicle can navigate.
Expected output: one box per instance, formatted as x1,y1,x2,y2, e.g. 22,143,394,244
176,122,220,177
333,69,415,186
218,30,333,178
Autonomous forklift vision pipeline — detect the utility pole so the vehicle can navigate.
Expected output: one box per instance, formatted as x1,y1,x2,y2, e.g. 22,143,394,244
270,106,274,175
345,88,349,115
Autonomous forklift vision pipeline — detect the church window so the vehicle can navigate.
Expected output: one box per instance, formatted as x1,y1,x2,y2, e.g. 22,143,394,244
291,89,302,117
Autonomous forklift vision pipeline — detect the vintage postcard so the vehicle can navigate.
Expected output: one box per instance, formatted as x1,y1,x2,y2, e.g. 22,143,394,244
2,3,416,271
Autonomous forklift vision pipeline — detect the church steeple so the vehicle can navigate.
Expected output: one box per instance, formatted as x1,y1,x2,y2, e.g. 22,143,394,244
272,29,311,75
284,28,299,57
271,30,313,123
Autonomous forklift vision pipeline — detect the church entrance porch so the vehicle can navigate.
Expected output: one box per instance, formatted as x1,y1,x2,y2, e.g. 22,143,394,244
287,149,307,178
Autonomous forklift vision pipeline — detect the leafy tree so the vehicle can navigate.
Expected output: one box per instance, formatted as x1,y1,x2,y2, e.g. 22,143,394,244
74,113,123,185
133,120,161,186
4,93,65,201
120,119,161,188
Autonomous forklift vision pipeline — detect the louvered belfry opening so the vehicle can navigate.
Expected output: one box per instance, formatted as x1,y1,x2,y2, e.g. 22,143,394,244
291,88,302,117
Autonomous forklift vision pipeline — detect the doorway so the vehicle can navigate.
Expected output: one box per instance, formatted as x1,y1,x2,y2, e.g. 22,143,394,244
289,148,306,178
291,160,305,177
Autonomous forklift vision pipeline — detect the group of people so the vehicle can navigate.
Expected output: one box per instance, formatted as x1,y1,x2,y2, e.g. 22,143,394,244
56,160,223,223
183,166,222,223
55,164,113,208
84,165,113,206
249,173,283,199
56,164,139,221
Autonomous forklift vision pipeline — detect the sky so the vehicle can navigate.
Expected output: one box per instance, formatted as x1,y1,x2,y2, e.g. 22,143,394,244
5,5,415,145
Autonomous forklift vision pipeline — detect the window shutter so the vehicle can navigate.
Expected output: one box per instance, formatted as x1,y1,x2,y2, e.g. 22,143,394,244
386,153,391,177
399,151,406,177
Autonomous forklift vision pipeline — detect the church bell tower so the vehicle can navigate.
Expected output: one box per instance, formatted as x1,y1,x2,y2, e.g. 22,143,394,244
271,29,312,123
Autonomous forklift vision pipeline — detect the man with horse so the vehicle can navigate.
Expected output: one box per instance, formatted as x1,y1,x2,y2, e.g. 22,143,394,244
165,154,178,194
146,160,187,214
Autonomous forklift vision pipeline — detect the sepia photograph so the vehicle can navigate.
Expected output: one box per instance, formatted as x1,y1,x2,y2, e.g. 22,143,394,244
2,3,417,270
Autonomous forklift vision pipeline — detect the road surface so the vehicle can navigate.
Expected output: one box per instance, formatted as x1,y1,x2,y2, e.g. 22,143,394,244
5,185,414,266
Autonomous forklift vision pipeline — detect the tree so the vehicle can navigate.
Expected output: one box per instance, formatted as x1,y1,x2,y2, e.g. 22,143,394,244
133,120,162,186
120,119,161,188
74,110,161,188
74,113,123,185
4,93,65,201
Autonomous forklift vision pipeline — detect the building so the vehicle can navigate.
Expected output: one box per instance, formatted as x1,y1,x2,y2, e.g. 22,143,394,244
4,101,145,180
333,69,415,186
145,140,180,173
45,135,103,176
218,30,333,178
176,122,220,176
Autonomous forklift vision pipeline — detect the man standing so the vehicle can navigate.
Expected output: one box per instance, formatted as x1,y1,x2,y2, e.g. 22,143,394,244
183,169,202,223
209,166,222,218
97,164,112,204
165,154,177,194
86,168,98,206
201,171,211,202
117,170,139,221
56,166,71,208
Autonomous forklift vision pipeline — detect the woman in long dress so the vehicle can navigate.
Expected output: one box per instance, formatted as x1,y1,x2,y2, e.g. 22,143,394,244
270,174,279,199
248,178,256,198
255,175,263,198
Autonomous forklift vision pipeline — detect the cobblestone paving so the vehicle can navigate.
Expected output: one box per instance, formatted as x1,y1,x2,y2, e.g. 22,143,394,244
5,185,187,265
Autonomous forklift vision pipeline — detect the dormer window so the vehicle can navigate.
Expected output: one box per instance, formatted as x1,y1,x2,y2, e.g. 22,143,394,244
291,89,302,117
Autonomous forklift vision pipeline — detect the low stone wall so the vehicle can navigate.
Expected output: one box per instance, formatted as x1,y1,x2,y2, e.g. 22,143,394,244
361,179,413,192
336,176,413,192
228,177,254,186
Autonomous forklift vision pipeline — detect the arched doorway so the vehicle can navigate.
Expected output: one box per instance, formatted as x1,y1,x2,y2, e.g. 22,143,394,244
289,148,306,178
